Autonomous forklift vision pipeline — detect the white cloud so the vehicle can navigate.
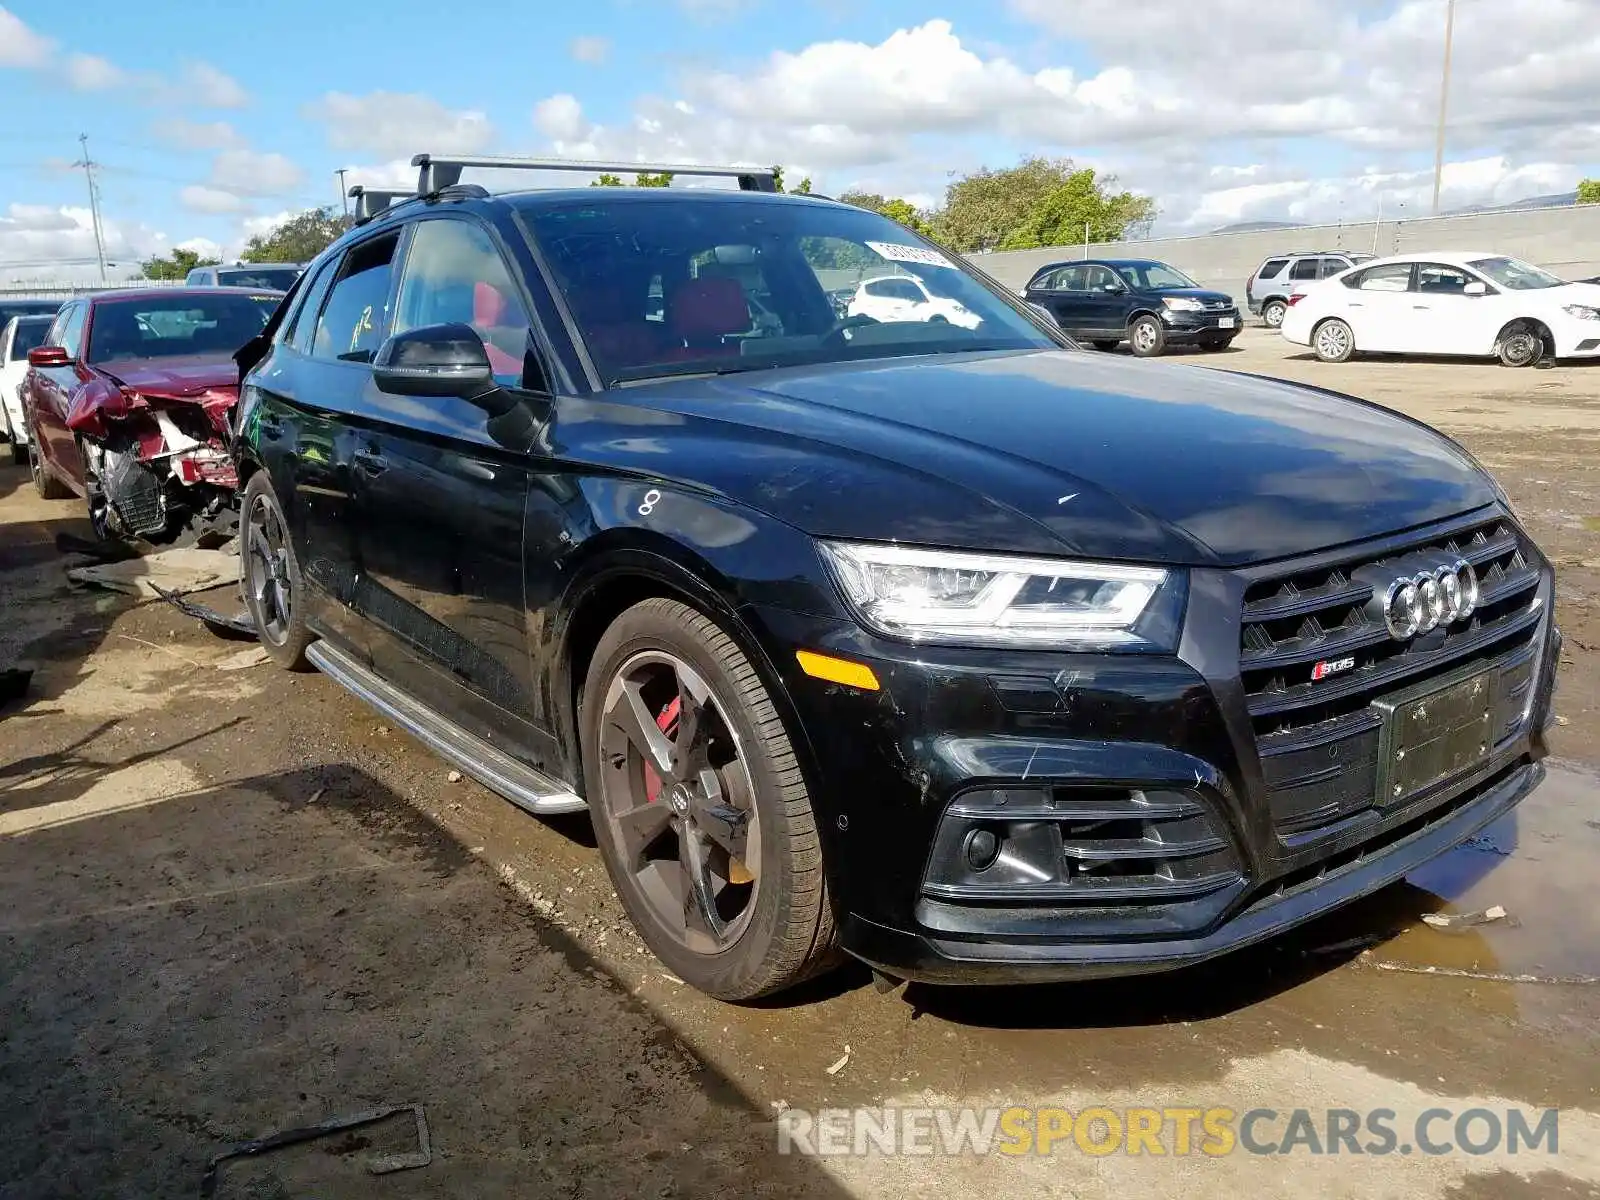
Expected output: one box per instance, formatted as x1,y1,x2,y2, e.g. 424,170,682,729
569,35,611,65
183,61,248,108
305,91,493,158
208,150,305,197
0,204,160,281
65,52,124,90
150,118,244,151
0,7,52,67
238,210,297,241
179,185,249,215
533,94,590,142
176,236,224,260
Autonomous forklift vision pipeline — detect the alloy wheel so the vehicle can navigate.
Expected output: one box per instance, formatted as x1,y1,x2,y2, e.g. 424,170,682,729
596,650,760,955
1132,321,1158,353
244,488,294,645
1315,321,1352,361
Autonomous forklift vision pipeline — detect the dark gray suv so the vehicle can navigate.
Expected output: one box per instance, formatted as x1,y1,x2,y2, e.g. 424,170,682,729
1247,251,1373,328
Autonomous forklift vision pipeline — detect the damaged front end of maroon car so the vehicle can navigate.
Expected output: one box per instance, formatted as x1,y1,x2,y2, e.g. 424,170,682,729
67,365,243,544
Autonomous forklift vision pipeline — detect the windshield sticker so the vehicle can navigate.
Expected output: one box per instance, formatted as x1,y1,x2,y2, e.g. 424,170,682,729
866,242,954,269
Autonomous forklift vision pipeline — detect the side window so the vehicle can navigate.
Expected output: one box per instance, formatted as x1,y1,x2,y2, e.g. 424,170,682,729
284,257,339,353
1083,265,1117,291
1317,258,1349,279
1415,263,1473,295
1289,258,1320,281
1258,258,1289,281
56,303,87,358
1351,263,1414,292
886,278,924,302
312,234,398,363
393,218,534,387
1054,265,1087,291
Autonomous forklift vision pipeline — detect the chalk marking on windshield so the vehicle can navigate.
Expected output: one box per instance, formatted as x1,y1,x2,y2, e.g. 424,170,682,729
1057,493,1079,505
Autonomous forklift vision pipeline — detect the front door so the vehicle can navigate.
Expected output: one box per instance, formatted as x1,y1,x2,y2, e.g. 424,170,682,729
31,301,87,489
352,214,557,767
1079,264,1129,337
1407,263,1505,356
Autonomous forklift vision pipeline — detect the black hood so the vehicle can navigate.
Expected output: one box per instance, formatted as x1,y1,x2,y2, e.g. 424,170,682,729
1143,286,1233,305
564,350,1497,567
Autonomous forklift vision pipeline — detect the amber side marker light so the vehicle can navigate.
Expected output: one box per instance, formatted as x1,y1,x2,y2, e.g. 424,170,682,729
796,650,881,691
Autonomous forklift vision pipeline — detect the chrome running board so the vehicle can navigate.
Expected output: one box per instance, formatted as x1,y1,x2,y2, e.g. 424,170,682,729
307,640,588,816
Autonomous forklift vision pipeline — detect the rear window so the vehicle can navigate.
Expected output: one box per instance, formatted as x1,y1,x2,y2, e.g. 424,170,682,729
88,294,279,362
218,267,300,291
10,318,51,357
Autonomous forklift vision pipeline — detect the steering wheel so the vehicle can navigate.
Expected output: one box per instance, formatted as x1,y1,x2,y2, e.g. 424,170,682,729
821,313,880,347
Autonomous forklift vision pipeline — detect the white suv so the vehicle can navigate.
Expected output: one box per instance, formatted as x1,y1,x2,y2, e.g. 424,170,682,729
1247,252,1373,329
847,275,982,329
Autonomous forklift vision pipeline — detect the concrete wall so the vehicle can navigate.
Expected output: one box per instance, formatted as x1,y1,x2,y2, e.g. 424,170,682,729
967,204,1600,302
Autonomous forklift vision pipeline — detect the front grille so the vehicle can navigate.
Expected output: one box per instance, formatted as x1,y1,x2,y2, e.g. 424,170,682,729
921,785,1244,906
1238,513,1543,836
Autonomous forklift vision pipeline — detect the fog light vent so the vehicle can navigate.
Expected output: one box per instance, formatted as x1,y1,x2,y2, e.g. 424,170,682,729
921,785,1242,905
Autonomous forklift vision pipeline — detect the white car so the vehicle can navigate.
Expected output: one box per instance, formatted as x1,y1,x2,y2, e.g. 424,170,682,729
1,314,55,465
847,275,983,330
1280,251,1600,367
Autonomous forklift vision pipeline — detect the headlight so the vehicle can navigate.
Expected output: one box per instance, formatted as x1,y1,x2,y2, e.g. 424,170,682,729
1562,304,1600,321
818,541,1186,650
1162,297,1204,312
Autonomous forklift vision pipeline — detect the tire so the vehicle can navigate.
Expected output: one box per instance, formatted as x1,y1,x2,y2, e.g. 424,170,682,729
2,407,24,465
1128,315,1166,357
240,472,314,670
1262,299,1287,329
582,597,837,1002
1497,325,1543,368
1091,339,1120,351
1312,318,1356,363
27,419,71,499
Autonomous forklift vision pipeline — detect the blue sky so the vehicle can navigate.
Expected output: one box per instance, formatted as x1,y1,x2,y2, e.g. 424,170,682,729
1,0,1594,278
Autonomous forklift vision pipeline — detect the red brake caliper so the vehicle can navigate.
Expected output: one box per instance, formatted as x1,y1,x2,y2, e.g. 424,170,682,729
642,696,681,804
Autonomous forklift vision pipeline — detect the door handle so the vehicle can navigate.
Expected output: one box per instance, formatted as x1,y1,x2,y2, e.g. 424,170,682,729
353,449,389,476
1412,305,1430,310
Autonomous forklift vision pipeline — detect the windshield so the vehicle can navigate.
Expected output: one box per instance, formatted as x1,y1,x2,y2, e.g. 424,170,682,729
518,196,1057,384
87,294,279,362
218,267,299,291
1466,256,1563,291
1115,262,1200,290
10,317,51,357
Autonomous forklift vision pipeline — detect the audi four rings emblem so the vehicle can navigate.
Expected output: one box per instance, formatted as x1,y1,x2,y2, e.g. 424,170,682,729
1382,560,1479,640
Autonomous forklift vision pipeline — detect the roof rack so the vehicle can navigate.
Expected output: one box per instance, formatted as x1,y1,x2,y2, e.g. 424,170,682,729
347,185,416,223
411,154,778,196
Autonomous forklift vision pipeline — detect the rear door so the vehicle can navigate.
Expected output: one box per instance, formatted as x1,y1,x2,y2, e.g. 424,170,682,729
351,213,554,764
1340,262,1417,351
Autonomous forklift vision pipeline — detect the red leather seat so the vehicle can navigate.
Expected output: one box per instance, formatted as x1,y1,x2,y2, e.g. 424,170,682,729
664,277,748,360
472,281,524,375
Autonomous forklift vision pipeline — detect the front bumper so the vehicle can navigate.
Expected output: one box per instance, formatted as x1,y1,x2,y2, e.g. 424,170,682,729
749,512,1558,984
1160,309,1242,341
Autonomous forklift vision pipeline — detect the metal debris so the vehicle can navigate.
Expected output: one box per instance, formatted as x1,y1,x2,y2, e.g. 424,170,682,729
1421,905,1508,929
198,1103,431,1196
151,584,257,637
65,547,236,599
826,1045,852,1076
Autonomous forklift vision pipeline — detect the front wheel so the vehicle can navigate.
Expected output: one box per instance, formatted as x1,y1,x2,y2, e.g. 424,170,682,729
240,472,314,670
1128,315,1166,357
27,420,71,499
1313,318,1356,363
582,598,837,1002
1497,326,1543,368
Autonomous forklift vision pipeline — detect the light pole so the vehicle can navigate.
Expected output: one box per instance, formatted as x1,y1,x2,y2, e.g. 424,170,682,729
1430,0,1457,215
335,168,350,217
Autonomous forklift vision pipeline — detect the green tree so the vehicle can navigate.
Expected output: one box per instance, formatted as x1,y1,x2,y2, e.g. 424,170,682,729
635,171,674,187
769,165,812,194
999,168,1158,250
1579,178,1600,204
837,190,932,236
930,156,1157,253
241,207,350,263
140,246,219,281
591,173,624,187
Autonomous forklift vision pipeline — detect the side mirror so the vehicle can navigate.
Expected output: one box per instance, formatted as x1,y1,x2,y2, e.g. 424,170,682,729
27,346,69,367
373,323,498,402
1463,281,1488,297
1102,281,1125,293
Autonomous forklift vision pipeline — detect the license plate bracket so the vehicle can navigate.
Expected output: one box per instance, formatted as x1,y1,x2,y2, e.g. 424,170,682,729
1374,665,1497,806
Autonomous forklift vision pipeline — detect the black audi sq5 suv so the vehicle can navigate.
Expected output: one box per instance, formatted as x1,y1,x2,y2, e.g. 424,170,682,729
232,154,1560,1001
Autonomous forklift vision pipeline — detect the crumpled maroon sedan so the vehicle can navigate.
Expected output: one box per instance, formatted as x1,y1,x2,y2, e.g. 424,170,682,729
22,286,281,542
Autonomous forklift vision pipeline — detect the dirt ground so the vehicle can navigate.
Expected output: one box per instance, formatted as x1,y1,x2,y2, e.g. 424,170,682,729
2,335,1599,1199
